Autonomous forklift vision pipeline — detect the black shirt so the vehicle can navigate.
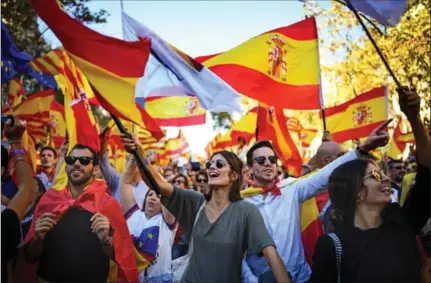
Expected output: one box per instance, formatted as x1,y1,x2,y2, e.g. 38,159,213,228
37,208,110,283
1,208,21,282
310,163,430,282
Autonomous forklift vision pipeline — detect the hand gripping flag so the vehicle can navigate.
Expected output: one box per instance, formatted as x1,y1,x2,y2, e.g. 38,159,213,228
31,0,163,140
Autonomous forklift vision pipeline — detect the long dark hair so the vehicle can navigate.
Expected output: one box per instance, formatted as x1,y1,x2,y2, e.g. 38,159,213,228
208,150,243,202
328,159,371,228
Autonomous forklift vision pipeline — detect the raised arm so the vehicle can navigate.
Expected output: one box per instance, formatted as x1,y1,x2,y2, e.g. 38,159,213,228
52,141,68,183
120,134,174,198
289,120,392,202
398,87,431,169
98,138,121,195
4,118,37,221
119,155,138,213
161,204,176,226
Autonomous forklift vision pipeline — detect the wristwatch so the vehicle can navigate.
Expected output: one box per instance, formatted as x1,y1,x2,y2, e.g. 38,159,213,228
356,146,370,157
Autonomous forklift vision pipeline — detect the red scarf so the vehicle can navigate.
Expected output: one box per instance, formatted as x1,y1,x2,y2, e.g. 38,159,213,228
242,179,282,197
24,180,138,283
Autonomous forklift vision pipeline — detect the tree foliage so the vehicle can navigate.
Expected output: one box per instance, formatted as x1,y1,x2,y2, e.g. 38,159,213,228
1,0,108,57
304,0,430,127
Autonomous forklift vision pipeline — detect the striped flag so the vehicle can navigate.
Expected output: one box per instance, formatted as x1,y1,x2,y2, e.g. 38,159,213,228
49,100,66,148
257,103,302,177
321,86,388,143
31,0,163,140
197,17,321,110
388,118,414,160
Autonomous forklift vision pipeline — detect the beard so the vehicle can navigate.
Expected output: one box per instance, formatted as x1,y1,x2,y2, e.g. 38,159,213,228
67,169,94,186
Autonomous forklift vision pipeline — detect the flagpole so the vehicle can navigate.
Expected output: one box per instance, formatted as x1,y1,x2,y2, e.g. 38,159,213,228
345,0,402,88
111,114,161,195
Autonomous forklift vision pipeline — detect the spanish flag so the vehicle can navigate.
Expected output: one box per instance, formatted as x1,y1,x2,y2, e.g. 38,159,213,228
322,86,388,143
230,107,258,144
197,17,321,110
6,77,25,109
299,128,318,148
164,130,190,157
145,96,206,127
24,180,139,283
388,117,413,160
49,100,66,148
31,0,163,140
256,103,302,177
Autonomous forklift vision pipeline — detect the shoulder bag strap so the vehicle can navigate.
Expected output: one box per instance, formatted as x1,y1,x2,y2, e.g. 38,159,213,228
328,233,343,283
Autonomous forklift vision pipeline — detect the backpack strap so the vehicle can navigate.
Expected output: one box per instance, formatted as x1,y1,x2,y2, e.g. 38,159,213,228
328,233,342,283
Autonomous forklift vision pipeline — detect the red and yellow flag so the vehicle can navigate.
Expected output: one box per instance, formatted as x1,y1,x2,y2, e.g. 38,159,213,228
197,17,321,110
31,0,163,140
49,100,66,148
4,78,25,110
144,96,206,127
230,107,258,144
322,86,388,143
164,130,190,157
299,128,318,148
256,103,302,177
388,118,414,160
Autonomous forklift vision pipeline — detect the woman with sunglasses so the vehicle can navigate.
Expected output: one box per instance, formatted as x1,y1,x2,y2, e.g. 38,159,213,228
120,135,290,283
310,87,431,283
310,158,430,282
172,174,189,190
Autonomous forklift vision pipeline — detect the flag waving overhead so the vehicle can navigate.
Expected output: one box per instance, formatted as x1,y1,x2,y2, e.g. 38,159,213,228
322,86,388,143
256,103,302,177
197,17,321,110
31,0,163,140
350,0,407,27
121,12,242,114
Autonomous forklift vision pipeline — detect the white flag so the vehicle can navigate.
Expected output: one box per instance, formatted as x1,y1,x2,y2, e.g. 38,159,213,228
122,12,242,114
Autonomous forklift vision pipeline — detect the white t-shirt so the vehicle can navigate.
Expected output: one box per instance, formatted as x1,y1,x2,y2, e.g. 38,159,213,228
127,208,177,283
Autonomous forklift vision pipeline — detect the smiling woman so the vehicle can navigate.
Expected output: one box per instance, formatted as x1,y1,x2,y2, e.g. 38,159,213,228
120,134,291,283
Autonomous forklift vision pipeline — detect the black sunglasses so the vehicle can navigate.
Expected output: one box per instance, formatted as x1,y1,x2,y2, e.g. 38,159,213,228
65,156,94,166
196,178,208,183
253,156,278,165
205,159,227,169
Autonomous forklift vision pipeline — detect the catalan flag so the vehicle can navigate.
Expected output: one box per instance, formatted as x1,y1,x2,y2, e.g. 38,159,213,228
197,17,321,110
49,100,66,148
256,103,302,177
144,96,206,127
31,48,99,105
322,86,388,143
7,89,54,123
122,12,241,114
31,0,163,140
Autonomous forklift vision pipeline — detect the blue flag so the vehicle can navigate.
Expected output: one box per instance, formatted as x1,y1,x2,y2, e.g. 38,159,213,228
350,0,407,27
1,23,57,88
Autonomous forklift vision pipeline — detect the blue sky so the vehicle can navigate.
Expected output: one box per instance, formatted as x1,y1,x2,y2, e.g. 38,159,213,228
41,0,334,155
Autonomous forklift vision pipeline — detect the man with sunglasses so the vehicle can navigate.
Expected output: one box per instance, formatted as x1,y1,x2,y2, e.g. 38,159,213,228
387,159,406,202
241,120,391,283
24,144,138,283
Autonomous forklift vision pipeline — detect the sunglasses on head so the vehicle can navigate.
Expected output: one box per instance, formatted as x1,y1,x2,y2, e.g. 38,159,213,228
196,178,208,183
205,159,227,169
253,156,277,165
363,169,386,183
65,156,94,166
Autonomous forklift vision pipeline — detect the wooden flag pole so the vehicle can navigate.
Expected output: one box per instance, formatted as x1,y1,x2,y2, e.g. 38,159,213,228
345,0,402,88
111,114,161,195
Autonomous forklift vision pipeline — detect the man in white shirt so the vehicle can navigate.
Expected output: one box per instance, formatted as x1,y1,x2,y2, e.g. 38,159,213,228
242,121,391,283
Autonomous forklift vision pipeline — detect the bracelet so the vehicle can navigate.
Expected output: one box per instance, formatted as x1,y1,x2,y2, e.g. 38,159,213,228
356,146,369,156
8,140,22,145
11,149,25,156
101,235,113,246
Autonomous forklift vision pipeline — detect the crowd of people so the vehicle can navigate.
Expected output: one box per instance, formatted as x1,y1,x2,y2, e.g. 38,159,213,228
1,88,430,283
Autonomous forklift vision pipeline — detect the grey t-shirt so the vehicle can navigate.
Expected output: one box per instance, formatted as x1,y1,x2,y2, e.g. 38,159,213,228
162,186,275,283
